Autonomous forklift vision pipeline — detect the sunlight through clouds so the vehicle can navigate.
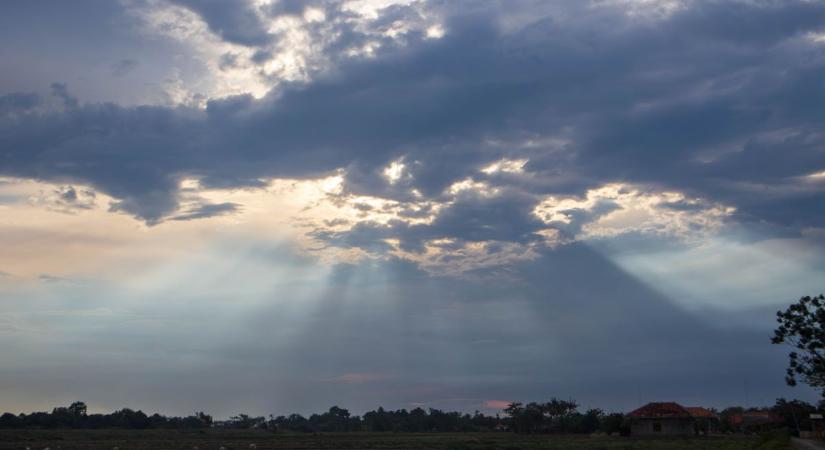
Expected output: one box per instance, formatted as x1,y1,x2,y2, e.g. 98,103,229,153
2,0,825,416
611,236,825,312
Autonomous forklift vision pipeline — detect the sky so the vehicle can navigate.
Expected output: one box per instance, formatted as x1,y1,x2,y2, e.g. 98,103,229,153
1,0,824,418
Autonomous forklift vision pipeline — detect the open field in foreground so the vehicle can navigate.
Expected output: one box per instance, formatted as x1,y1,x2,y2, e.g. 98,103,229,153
0,430,795,450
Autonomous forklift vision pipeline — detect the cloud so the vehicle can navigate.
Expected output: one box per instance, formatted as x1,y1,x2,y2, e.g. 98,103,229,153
38,274,66,283
49,82,78,109
482,400,511,410
30,185,97,213
111,59,139,77
0,0,823,262
170,201,242,221
533,183,734,242
0,92,40,116
170,0,272,47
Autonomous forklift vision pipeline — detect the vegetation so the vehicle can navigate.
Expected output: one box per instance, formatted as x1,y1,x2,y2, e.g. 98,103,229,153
0,402,213,430
503,399,622,435
0,397,818,437
772,293,825,396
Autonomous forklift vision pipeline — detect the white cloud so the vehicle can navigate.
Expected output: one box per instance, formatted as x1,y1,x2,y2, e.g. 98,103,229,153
480,158,527,175
127,0,273,101
534,183,735,241
387,239,541,277
447,178,500,197
383,160,407,184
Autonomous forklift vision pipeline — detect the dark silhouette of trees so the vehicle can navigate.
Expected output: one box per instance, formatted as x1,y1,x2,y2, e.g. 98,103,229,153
0,398,817,435
0,403,213,430
503,399,612,434
226,413,265,429
772,294,825,395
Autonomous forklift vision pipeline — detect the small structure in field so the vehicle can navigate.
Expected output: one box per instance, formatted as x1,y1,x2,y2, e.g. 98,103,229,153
627,402,695,436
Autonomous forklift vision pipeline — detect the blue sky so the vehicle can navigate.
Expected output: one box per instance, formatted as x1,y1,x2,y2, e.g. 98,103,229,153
1,0,824,417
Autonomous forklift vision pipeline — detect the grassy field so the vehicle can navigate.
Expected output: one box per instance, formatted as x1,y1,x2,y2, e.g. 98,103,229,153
0,430,793,450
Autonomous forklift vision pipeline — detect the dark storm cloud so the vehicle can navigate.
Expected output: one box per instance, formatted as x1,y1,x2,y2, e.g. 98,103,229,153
1,0,824,237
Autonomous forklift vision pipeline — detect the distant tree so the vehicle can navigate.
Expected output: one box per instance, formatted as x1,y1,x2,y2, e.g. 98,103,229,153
772,294,825,396
195,411,213,427
503,399,580,434
542,398,579,432
0,412,21,428
68,401,87,417
110,408,150,429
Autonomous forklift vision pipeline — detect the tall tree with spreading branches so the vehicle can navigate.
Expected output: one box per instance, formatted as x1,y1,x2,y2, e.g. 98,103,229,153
772,294,825,396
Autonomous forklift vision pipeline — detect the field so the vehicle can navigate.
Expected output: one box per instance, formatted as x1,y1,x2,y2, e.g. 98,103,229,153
0,430,793,450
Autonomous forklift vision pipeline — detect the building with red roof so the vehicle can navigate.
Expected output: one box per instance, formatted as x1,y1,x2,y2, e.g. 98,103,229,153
627,402,719,436
685,407,720,434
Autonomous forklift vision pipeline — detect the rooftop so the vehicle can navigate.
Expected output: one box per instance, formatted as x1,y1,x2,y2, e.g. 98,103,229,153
627,402,692,419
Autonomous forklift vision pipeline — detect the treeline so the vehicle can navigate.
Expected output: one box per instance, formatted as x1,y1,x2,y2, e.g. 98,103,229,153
504,400,624,434
267,406,499,432
0,397,819,434
0,402,501,432
0,402,214,430
0,398,613,433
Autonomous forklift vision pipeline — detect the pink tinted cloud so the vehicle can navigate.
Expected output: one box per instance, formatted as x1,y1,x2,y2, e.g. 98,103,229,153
482,400,512,410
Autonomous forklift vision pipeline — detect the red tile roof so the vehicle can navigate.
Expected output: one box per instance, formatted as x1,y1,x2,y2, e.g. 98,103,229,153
628,402,692,419
685,407,718,419
730,411,781,426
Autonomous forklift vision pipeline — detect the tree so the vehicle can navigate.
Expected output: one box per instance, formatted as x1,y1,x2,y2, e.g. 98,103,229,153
68,401,87,417
772,294,825,395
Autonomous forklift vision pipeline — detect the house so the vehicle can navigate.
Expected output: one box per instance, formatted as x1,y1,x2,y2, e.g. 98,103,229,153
728,410,782,432
685,407,720,435
802,413,825,439
627,402,695,436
